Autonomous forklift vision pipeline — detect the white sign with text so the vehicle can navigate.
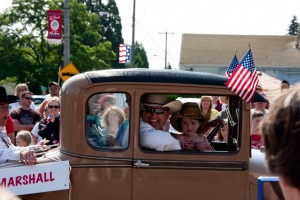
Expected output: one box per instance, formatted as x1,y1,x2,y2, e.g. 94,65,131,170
0,160,70,195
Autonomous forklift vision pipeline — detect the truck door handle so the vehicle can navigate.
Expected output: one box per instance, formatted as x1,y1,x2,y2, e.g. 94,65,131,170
134,160,149,167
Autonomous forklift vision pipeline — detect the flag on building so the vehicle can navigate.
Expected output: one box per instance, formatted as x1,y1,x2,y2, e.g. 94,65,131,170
225,54,239,77
119,44,130,63
225,49,259,103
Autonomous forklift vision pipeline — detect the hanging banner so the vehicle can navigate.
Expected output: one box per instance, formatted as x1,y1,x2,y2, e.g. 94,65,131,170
48,10,62,39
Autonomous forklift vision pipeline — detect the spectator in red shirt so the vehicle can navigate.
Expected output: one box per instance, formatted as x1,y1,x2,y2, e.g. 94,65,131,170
5,115,15,143
251,111,265,149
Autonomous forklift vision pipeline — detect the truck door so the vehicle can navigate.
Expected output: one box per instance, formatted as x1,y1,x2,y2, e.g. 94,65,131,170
132,91,250,200
82,92,134,200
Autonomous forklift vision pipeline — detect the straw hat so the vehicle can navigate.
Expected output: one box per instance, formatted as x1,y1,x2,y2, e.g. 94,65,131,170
142,94,182,114
170,102,203,132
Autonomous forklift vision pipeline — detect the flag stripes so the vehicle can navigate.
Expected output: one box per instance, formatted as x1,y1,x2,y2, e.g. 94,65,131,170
225,49,258,103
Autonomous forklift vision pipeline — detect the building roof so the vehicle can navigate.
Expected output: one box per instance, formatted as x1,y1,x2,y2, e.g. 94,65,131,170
180,34,300,67
257,71,281,102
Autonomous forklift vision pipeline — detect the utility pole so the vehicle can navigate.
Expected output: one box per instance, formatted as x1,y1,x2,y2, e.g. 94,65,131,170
296,26,300,48
63,0,70,66
130,0,136,67
159,32,173,69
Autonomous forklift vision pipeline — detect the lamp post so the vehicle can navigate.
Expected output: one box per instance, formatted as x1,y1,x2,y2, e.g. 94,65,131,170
63,0,70,66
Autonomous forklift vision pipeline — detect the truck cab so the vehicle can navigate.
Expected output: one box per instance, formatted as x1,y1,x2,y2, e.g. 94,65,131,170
19,69,277,200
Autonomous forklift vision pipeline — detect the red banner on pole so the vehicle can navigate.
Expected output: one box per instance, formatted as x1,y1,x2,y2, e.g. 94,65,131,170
48,10,62,39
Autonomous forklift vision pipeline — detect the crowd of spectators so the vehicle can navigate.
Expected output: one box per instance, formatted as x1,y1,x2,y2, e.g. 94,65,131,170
0,81,61,165
249,79,291,150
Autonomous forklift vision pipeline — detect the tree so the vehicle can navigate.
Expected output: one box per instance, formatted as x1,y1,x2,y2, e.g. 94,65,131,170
77,0,150,69
288,15,299,35
0,0,115,93
77,0,103,14
0,0,62,92
99,0,125,68
69,0,116,71
130,41,149,68
78,0,125,68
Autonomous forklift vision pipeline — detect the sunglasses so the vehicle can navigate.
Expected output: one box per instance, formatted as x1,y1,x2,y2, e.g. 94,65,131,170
23,97,33,100
144,106,169,114
48,105,60,109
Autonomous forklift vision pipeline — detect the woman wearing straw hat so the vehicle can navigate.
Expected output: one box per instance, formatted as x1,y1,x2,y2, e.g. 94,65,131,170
170,102,214,151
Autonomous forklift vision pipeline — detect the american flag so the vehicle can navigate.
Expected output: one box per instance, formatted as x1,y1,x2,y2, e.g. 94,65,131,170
225,54,239,77
225,49,258,103
119,44,130,63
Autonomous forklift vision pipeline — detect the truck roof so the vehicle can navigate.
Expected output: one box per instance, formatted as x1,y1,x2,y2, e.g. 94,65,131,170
85,68,227,85
83,68,267,102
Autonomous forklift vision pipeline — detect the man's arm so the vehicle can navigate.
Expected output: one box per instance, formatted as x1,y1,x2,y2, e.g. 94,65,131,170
20,150,37,165
12,120,34,131
0,145,36,165
140,121,181,151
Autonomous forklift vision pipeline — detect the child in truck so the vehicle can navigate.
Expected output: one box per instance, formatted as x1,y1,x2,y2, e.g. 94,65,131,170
170,102,214,151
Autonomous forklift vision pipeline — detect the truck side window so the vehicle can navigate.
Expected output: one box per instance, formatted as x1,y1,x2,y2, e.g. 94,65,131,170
139,94,239,153
86,92,129,150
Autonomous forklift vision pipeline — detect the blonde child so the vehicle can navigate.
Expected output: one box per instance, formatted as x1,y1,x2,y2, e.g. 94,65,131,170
16,130,32,147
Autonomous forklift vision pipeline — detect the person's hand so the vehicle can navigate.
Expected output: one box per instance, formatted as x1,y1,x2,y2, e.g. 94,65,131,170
38,138,49,145
20,150,37,165
50,112,56,122
39,123,46,130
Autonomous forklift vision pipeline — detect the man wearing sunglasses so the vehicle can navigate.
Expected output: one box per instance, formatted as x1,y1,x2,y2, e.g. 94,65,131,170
10,91,41,136
140,94,182,151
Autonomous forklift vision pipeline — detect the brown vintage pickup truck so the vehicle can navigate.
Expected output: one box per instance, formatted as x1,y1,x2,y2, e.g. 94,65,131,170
16,68,280,199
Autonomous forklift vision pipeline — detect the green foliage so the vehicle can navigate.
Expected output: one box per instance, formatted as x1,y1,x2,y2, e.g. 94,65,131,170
77,0,149,69
133,41,149,68
69,0,115,71
0,0,115,93
0,0,59,92
288,15,299,35
102,0,124,68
